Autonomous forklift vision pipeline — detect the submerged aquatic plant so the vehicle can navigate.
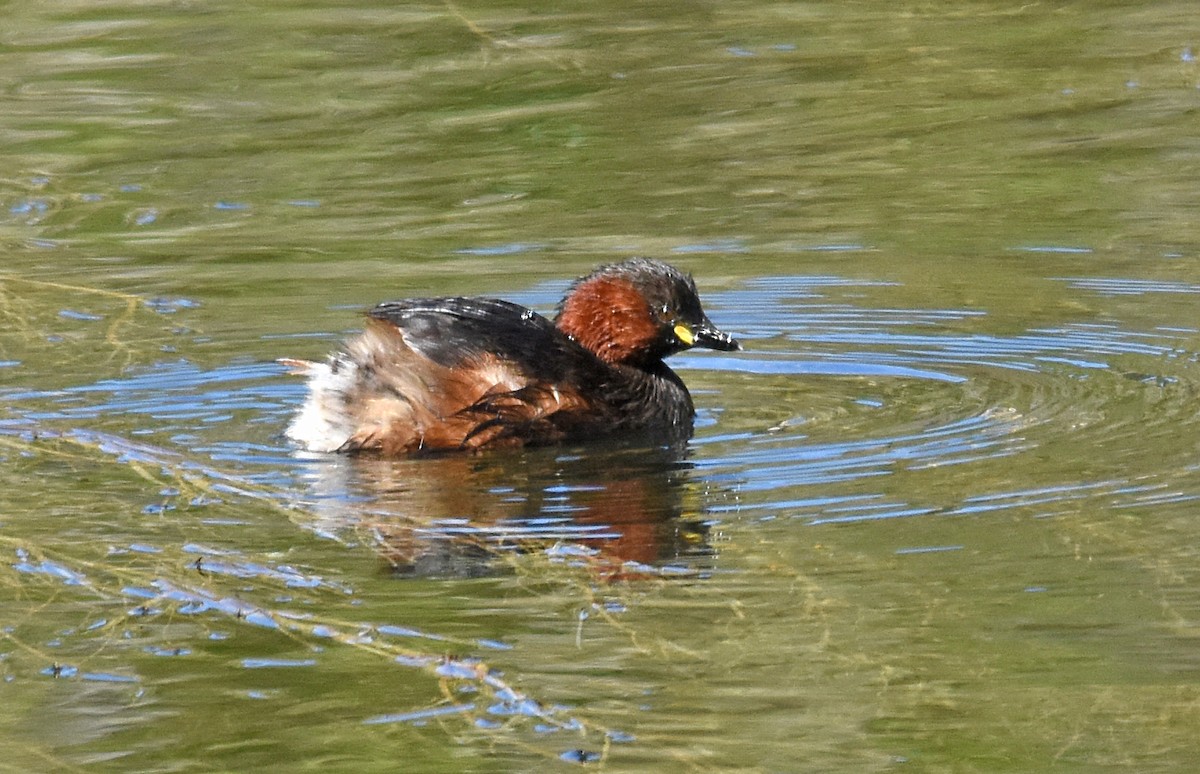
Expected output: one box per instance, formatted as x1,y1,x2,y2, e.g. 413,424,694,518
0,275,708,765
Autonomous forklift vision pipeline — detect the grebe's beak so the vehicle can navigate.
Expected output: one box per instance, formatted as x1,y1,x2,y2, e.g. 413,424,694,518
690,322,741,352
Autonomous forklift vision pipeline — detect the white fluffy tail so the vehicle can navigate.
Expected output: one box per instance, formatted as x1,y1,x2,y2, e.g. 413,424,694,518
280,356,357,453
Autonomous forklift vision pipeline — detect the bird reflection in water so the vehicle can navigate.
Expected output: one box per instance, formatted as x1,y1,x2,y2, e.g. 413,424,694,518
293,440,716,579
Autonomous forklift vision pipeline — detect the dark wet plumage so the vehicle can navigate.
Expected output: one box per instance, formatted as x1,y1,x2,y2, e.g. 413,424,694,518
283,258,739,455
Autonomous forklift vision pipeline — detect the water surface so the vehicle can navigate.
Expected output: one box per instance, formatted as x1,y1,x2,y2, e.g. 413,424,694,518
3,1,1200,771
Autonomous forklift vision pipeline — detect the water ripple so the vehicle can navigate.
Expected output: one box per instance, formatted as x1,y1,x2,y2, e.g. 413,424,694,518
694,274,1200,527
5,272,1199,560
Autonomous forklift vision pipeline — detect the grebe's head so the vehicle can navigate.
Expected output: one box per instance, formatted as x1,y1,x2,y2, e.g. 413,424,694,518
555,258,740,367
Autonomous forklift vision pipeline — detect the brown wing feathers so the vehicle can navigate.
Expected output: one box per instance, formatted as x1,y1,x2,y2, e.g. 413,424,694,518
336,303,607,454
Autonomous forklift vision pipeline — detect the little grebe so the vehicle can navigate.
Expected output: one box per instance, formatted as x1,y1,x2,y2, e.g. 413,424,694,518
283,258,739,454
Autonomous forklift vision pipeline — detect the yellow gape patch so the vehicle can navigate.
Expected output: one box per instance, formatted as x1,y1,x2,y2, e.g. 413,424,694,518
673,323,695,346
